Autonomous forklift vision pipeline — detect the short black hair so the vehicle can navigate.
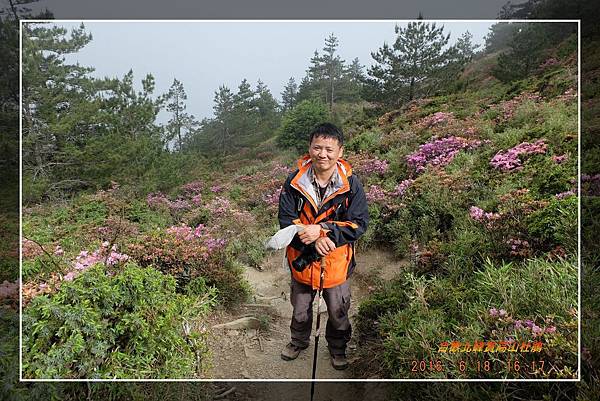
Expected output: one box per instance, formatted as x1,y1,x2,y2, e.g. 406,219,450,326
309,123,344,147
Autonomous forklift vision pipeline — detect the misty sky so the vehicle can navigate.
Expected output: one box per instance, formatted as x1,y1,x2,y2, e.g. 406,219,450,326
43,21,497,122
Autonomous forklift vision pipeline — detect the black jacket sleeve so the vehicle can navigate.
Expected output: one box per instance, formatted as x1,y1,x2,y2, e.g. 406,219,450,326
277,171,310,252
278,171,299,229
323,175,369,247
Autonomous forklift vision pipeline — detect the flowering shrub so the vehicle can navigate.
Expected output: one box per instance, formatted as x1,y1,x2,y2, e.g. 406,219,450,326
271,162,292,177
205,196,233,218
147,192,170,209
486,306,563,340
506,238,532,257
490,139,547,172
127,227,244,305
416,111,454,129
262,186,282,210
147,192,191,218
73,242,129,271
582,173,600,196
97,217,140,241
407,136,483,174
22,242,131,304
552,154,568,164
492,92,541,123
180,180,204,195
191,193,202,205
469,206,501,227
168,199,191,213
366,185,387,203
555,190,576,200
210,184,224,193
391,179,414,197
166,224,201,241
354,156,390,176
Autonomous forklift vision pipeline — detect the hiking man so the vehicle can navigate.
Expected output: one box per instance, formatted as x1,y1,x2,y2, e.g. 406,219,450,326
277,122,369,370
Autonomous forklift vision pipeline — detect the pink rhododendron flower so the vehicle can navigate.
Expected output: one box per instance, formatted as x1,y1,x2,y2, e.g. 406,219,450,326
147,192,170,208
555,190,576,200
552,154,568,164
181,180,204,194
194,224,205,238
356,157,390,176
470,206,500,225
490,139,547,172
418,111,454,128
366,185,387,202
407,136,482,174
391,179,414,197
63,272,76,281
210,185,224,193
166,225,195,241
263,187,282,207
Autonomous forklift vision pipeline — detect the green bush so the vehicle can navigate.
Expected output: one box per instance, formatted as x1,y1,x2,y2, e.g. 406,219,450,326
355,256,578,379
276,99,330,152
22,263,216,379
345,130,382,153
473,257,577,319
356,277,408,341
526,196,578,253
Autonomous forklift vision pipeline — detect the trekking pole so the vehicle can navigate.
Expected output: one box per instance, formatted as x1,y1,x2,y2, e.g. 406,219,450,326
310,256,326,401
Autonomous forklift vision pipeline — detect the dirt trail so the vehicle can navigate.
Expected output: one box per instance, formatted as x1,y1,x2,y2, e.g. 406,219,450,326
203,248,405,380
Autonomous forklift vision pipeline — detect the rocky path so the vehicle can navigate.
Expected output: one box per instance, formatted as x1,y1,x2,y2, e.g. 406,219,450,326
203,248,405,381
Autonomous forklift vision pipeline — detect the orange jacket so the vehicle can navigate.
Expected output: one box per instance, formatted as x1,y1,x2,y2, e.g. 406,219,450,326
278,155,369,289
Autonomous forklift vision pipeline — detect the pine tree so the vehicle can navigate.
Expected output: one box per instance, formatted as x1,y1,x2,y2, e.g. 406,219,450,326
227,78,258,146
22,22,95,188
484,22,520,54
281,77,298,112
233,78,255,111
321,33,345,111
299,50,327,103
492,23,551,82
368,22,455,106
434,31,480,94
254,79,280,133
22,22,167,196
455,31,479,64
340,57,365,102
297,33,351,109
164,78,196,152
212,85,235,155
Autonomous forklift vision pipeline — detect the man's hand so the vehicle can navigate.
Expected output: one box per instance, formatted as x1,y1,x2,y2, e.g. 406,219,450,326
298,224,321,244
315,237,336,256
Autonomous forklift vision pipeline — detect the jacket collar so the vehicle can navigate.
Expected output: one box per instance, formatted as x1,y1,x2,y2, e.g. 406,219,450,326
291,155,352,212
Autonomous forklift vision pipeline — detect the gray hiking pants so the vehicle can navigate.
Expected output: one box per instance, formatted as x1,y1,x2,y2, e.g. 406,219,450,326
289,277,352,356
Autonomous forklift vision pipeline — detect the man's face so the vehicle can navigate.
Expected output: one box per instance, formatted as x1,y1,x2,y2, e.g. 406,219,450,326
309,135,343,174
